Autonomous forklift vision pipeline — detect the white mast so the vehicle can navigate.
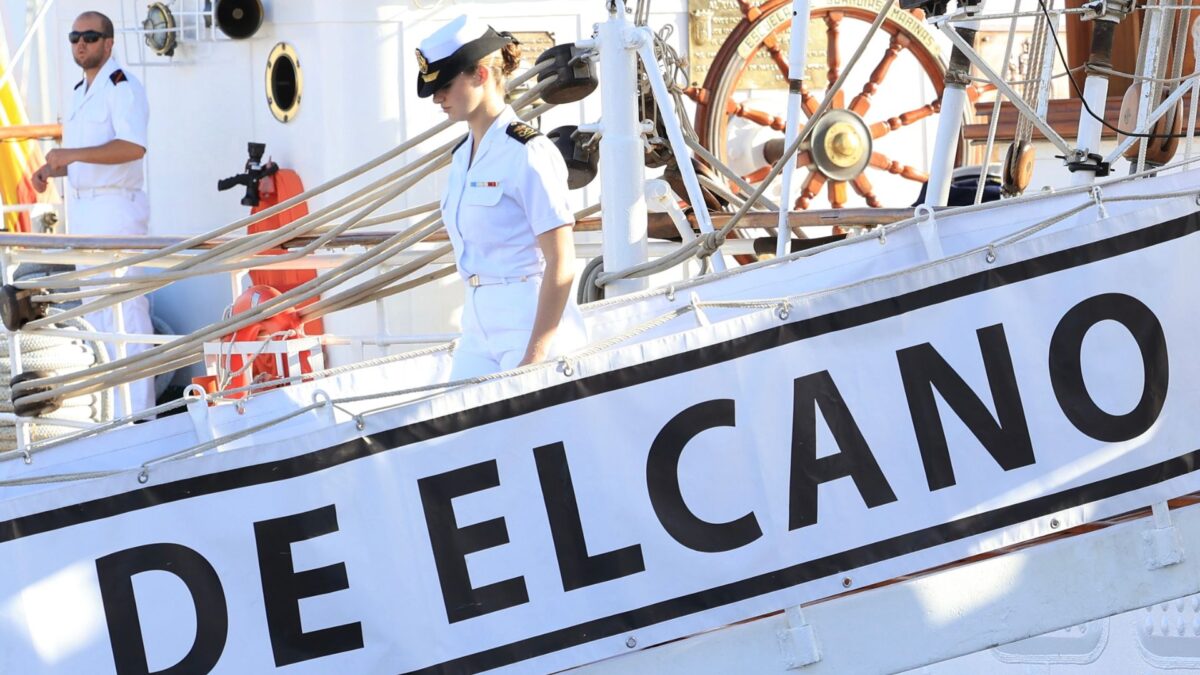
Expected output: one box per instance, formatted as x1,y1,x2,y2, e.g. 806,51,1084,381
595,0,650,297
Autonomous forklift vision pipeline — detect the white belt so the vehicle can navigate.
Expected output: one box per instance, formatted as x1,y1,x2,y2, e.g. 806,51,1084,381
466,272,541,288
72,187,139,200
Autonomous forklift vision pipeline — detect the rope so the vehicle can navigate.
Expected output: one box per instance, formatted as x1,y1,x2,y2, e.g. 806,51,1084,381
1016,0,1049,146
26,131,463,301
977,0,1025,204
587,151,1200,314
12,99,557,403
683,135,780,211
0,469,120,487
0,313,112,454
140,401,325,471
1088,66,1200,84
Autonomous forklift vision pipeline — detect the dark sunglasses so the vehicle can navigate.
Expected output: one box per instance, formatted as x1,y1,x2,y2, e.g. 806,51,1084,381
68,30,109,44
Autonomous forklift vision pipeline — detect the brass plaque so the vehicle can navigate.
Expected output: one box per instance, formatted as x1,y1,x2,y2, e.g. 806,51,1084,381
508,31,558,105
510,31,556,67
687,0,940,91
689,0,828,90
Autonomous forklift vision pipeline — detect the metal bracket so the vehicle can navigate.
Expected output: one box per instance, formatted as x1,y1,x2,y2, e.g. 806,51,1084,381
1080,0,1135,21
778,606,822,669
1058,149,1111,176
1144,501,1185,570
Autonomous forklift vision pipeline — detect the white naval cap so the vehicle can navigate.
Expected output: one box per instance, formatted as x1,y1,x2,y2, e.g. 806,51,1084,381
415,16,515,98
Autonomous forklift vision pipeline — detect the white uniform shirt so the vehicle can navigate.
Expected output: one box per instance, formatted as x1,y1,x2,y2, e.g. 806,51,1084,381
62,57,149,192
440,106,574,279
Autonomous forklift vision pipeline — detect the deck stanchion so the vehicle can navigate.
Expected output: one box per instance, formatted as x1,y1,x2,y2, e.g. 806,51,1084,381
776,0,812,258
1070,0,1132,185
597,0,650,297
925,6,982,207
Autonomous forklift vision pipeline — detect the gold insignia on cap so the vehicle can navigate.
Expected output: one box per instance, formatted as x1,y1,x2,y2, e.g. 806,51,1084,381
415,48,429,74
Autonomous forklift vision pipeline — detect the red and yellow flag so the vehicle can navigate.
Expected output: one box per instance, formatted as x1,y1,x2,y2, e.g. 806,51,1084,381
0,28,59,232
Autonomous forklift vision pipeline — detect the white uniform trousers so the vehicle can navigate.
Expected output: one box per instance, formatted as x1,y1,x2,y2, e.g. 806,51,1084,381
450,275,587,380
68,190,156,417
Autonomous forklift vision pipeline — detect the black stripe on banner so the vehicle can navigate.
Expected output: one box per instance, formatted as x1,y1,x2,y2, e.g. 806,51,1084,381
1,211,1196,545
403,447,1200,674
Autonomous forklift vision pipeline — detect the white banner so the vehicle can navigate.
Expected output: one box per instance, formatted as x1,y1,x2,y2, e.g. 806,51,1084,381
2,200,1200,674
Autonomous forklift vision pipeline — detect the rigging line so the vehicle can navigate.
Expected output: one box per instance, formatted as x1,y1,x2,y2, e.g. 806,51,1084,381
1037,0,1199,139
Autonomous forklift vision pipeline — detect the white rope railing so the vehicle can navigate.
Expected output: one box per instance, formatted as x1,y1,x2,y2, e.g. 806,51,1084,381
9,98,558,405
9,176,1200,487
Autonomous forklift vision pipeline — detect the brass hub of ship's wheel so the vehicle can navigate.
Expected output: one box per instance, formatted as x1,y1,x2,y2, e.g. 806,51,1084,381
809,110,872,182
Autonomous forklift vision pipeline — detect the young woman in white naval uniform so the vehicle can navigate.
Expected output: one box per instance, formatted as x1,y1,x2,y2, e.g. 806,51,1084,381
416,16,587,379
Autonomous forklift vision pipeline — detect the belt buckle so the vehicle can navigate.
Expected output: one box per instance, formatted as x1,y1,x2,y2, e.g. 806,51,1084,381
468,274,481,288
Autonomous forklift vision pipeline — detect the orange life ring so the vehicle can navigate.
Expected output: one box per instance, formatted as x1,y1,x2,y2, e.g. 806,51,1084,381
220,284,312,396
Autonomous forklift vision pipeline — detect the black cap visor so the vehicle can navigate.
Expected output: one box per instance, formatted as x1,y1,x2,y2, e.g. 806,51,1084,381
416,27,511,99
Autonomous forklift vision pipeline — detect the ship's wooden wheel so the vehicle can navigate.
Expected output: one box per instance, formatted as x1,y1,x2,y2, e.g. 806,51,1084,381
686,0,991,211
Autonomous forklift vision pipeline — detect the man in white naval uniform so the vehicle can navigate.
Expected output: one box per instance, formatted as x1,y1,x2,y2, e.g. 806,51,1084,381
31,11,155,416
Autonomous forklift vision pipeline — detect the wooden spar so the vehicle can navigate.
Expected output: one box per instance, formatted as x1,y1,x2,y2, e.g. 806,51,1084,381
0,123,62,141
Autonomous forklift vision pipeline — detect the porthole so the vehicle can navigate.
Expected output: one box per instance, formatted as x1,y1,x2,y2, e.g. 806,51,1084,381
266,42,302,123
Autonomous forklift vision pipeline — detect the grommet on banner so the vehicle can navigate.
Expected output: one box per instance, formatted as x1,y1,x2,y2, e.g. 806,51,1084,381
559,357,575,377
876,225,887,246
666,284,676,302
137,467,150,484
1090,186,1108,219
777,300,792,321
21,449,32,465
986,244,997,264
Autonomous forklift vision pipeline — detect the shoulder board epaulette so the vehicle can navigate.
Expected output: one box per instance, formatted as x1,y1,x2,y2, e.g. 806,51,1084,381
109,69,127,85
506,121,540,144
452,136,468,154
73,79,84,90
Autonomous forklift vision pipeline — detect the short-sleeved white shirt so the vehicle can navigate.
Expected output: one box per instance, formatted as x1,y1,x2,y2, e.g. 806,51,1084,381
440,106,574,279
62,57,149,192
